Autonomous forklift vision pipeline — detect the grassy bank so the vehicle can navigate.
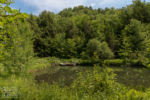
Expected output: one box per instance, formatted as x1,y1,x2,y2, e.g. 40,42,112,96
1,58,150,100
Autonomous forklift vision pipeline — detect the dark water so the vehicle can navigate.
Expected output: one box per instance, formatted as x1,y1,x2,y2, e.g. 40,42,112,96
35,66,150,89
35,66,90,86
113,67,150,89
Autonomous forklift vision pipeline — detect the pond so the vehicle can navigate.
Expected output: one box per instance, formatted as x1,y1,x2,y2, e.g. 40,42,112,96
113,67,150,89
35,66,150,89
35,66,90,86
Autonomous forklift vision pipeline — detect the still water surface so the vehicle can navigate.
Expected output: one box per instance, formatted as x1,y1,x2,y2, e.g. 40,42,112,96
35,66,150,89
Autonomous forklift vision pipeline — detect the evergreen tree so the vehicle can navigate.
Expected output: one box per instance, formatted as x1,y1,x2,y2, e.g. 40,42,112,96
119,33,132,64
122,19,145,51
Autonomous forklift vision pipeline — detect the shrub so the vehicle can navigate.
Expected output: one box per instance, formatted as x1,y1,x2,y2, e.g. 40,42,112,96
104,59,124,66
70,65,127,99
2,21,33,74
130,59,144,67
86,39,114,59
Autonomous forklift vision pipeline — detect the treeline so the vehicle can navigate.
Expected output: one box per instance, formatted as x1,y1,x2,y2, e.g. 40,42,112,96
28,0,150,66
2,0,150,74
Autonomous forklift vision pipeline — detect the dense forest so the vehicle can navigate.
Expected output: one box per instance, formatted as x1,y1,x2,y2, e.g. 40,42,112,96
1,0,150,99
28,0,150,67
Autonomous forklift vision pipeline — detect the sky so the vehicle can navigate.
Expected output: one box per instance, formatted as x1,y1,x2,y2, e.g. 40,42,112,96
11,0,150,15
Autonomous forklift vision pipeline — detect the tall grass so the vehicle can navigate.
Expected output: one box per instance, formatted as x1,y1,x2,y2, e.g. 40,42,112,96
1,65,150,100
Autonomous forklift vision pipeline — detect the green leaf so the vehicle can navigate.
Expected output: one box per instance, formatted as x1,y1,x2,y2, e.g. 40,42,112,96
0,0,6,4
4,6,12,13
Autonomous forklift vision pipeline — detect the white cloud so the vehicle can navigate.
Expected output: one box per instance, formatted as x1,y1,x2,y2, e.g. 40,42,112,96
90,3,96,7
100,0,120,5
96,0,132,8
20,0,134,14
22,0,85,13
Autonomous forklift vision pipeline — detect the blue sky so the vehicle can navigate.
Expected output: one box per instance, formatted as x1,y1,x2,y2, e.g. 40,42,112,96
11,0,150,15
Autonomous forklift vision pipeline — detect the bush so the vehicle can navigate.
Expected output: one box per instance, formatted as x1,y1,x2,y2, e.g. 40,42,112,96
79,59,95,66
2,21,33,74
71,65,127,99
86,39,114,59
130,59,144,67
104,59,147,67
104,59,124,66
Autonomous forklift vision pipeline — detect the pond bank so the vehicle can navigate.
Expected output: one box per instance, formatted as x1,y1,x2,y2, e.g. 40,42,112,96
34,65,150,90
